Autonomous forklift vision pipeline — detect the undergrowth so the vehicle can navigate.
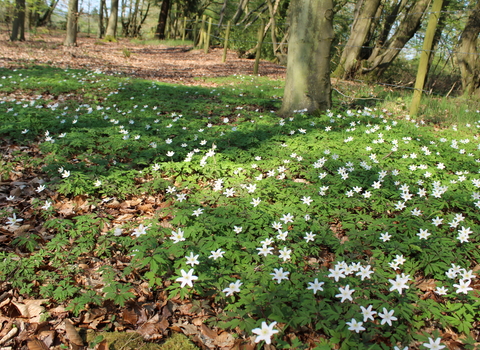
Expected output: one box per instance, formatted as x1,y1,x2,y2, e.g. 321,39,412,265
0,66,479,349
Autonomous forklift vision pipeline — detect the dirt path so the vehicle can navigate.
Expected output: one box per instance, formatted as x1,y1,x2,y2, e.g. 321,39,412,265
0,34,286,85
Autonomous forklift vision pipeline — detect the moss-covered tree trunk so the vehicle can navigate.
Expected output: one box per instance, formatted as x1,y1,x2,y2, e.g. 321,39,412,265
10,0,26,41
105,0,119,38
280,0,334,115
457,1,480,96
64,0,78,46
332,0,381,79
410,0,444,116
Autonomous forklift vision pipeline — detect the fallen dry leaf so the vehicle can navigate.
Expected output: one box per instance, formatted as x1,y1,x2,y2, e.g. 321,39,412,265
95,339,109,350
12,299,48,323
64,319,84,346
214,331,235,349
26,339,48,350
136,322,164,340
200,324,217,339
415,278,437,291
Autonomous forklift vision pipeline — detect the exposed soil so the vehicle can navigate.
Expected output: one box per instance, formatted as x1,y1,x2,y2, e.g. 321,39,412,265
0,33,286,85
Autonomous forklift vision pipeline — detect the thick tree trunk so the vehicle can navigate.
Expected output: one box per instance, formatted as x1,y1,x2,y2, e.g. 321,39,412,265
64,0,78,46
332,0,381,79
155,0,171,40
280,0,334,115
105,0,119,38
10,0,26,41
363,0,431,77
457,1,480,96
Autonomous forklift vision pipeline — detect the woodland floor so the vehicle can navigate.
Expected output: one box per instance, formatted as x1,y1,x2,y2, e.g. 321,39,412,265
0,32,286,86
0,34,289,350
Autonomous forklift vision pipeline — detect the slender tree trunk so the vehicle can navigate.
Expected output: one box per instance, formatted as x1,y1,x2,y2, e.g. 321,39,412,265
105,0,119,38
216,0,228,35
64,0,78,46
98,0,105,38
425,0,450,88
266,0,281,59
410,0,444,116
232,0,248,24
332,0,381,79
457,0,480,96
133,0,149,37
281,0,334,115
10,0,26,41
155,0,170,39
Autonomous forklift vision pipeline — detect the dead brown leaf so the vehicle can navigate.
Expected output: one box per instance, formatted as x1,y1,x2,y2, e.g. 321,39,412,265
27,339,49,350
214,331,236,349
64,319,84,346
200,324,217,339
12,299,48,323
95,339,109,350
415,278,437,291
122,308,138,325
38,330,56,348
136,322,164,341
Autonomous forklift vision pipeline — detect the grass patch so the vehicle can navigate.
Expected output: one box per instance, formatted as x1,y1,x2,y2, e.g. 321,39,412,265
129,38,194,46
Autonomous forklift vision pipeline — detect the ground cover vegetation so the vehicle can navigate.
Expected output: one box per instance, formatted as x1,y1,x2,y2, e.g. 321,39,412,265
0,64,479,349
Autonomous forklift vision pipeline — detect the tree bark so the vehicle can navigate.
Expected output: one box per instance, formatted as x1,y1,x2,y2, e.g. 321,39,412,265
232,0,249,24
98,0,105,38
64,0,78,46
266,0,281,59
457,0,480,96
410,0,444,116
37,0,59,27
363,0,431,76
10,0,26,41
155,0,171,40
105,0,119,38
332,0,382,79
216,0,228,32
280,0,334,115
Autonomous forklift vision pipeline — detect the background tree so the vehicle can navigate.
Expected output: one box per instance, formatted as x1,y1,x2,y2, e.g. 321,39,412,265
22,0,59,29
364,0,430,77
64,0,78,45
457,0,480,96
332,0,381,79
105,0,119,38
154,0,170,39
121,0,150,37
97,0,105,38
11,0,26,41
333,0,431,80
280,0,334,115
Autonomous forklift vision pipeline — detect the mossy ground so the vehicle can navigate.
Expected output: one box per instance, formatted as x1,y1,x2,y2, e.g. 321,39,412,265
84,330,199,350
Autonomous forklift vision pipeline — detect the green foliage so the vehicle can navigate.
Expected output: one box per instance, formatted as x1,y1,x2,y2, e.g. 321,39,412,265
0,66,479,349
